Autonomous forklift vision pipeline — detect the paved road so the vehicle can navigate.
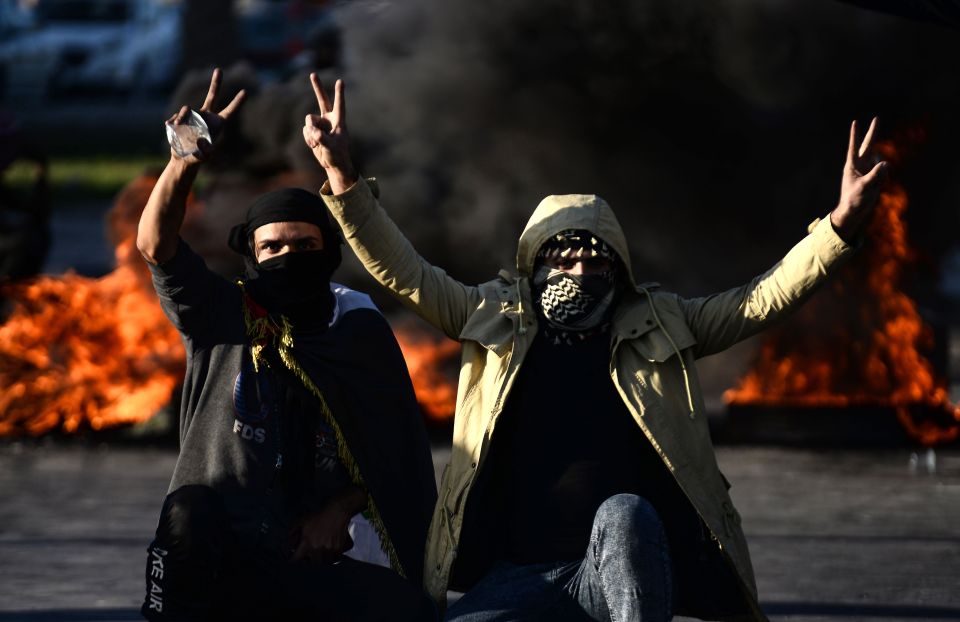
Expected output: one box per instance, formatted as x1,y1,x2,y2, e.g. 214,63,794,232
0,443,957,622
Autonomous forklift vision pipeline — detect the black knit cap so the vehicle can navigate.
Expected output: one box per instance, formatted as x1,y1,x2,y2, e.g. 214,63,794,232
227,187,342,260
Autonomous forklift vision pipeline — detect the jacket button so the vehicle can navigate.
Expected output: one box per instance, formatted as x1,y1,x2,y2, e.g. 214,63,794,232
471,462,477,469
646,319,653,325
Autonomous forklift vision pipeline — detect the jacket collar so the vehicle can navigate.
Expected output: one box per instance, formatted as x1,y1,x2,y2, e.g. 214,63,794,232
484,273,664,346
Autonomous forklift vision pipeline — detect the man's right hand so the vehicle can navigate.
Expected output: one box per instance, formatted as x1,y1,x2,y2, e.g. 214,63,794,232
166,67,246,165
303,73,358,195
291,500,355,564
137,68,245,265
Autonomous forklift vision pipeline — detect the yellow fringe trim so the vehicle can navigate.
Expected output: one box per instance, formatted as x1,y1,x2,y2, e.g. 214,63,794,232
239,282,405,578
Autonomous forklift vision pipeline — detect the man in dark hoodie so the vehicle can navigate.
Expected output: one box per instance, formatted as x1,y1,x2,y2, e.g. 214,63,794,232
136,69,437,622
303,74,887,622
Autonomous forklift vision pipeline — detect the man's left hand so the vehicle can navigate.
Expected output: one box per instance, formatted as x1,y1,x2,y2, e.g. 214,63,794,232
830,117,889,242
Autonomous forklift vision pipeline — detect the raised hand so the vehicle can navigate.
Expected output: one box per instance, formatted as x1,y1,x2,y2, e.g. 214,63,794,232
303,73,358,194
829,117,888,242
166,67,246,165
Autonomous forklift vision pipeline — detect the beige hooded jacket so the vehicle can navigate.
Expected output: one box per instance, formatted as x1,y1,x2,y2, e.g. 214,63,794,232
322,178,853,622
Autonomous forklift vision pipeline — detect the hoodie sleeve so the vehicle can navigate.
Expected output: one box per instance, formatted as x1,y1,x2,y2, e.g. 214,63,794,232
321,178,482,340
147,237,239,339
679,215,854,358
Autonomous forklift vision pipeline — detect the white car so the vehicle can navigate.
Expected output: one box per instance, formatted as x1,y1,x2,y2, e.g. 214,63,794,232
0,0,182,101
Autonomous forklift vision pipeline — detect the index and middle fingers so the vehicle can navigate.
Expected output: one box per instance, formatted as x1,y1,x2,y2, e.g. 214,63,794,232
309,73,346,123
311,72,331,114
200,68,221,112
197,67,246,119
218,89,246,120
859,117,878,159
847,117,879,167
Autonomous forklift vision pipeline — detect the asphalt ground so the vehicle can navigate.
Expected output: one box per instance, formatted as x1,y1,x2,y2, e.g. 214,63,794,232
0,443,957,622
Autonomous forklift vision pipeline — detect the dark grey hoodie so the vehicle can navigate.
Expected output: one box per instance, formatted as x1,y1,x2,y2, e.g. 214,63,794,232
148,238,437,583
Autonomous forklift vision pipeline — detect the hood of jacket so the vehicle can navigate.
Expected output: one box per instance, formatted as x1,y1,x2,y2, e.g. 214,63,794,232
515,193,637,287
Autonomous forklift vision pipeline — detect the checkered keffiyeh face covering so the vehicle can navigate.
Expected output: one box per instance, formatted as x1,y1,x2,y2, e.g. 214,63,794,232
533,230,620,344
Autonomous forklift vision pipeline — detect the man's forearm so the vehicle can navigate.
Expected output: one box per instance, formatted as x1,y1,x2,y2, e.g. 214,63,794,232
137,157,200,264
321,178,481,339
682,215,853,357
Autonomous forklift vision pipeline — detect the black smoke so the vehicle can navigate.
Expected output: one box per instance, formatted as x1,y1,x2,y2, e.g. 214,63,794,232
332,0,960,297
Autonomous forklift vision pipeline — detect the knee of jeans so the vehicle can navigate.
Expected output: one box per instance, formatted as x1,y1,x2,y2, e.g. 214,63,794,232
158,485,225,547
593,493,664,539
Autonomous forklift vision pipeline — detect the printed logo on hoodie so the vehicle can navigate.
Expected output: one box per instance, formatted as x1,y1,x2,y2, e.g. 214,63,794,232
232,358,277,443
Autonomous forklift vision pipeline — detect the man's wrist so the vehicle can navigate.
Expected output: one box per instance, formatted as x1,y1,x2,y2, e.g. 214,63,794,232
829,207,855,245
326,166,359,195
168,155,201,177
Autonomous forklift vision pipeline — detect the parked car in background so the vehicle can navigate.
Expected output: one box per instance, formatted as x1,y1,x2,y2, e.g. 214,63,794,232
0,0,36,39
235,0,340,77
0,0,182,101
0,0,341,104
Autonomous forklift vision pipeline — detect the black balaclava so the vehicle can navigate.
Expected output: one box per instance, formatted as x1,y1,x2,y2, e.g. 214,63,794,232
228,188,342,328
532,229,622,345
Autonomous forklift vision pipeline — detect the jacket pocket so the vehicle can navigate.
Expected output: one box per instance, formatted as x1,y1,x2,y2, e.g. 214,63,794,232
631,323,697,363
439,465,473,545
458,294,517,357
438,464,458,548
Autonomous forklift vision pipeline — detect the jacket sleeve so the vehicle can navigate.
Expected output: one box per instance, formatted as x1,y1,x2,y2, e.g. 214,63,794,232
321,178,482,340
680,216,854,358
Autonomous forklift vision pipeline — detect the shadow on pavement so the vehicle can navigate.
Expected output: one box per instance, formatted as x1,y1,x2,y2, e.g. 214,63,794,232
5,603,960,621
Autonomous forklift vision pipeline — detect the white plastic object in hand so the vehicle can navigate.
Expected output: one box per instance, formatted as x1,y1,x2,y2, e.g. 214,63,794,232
165,110,212,159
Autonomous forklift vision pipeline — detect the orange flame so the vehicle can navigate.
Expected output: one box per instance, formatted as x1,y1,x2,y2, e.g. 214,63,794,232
0,172,461,435
392,320,459,422
725,139,960,446
0,175,185,436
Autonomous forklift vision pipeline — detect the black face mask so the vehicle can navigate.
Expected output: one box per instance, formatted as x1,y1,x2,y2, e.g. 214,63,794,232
243,250,338,328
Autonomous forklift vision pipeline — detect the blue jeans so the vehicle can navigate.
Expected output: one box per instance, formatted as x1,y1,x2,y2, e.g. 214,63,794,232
445,494,673,622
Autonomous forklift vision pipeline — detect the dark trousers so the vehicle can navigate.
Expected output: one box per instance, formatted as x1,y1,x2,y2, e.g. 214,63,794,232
142,485,433,622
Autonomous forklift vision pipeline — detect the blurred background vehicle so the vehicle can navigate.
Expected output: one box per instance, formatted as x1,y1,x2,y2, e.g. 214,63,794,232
0,0,36,38
235,0,340,79
0,0,340,103
0,0,183,100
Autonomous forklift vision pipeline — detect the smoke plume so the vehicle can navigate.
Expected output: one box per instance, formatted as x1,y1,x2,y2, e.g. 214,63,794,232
334,0,960,295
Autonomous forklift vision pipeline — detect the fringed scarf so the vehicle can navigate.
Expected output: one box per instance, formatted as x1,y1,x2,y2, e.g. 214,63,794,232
239,283,408,577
